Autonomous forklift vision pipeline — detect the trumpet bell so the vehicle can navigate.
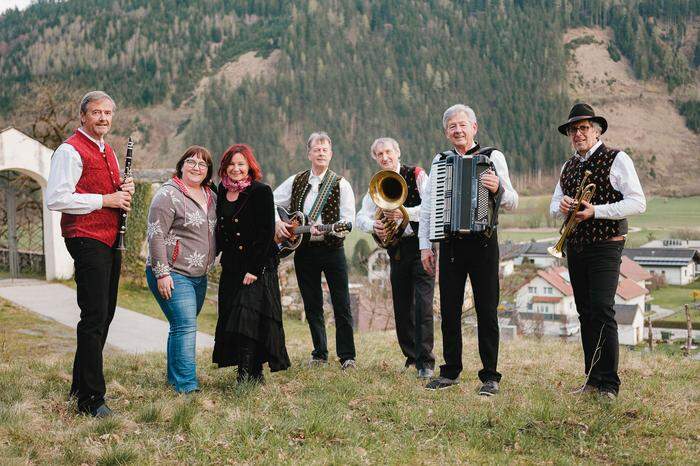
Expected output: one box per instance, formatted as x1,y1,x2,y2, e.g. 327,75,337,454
547,245,563,258
369,170,407,210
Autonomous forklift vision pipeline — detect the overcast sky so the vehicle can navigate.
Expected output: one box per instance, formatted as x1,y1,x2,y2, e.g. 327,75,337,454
1,0,33,14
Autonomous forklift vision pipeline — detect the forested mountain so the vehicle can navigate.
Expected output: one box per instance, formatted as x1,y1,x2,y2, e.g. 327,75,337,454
1,0,697,190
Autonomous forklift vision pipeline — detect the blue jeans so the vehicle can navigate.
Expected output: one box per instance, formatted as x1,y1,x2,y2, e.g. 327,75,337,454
146,268,207,393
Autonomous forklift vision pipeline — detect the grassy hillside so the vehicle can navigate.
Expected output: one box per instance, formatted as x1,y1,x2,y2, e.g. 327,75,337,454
1,297,699,464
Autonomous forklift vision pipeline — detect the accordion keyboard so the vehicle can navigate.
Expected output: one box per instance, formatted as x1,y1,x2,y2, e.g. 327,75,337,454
428,158,448,241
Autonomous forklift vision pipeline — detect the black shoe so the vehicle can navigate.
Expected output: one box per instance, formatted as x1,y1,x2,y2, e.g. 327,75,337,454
308,357,329,367
598,389,617,400
478,380,500,397
425,377,458,390
341,359,357,370
87,404,113,418
569,384,597,395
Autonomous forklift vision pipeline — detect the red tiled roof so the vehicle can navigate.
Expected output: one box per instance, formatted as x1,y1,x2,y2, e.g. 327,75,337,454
616,278,649,300
532,296,562,303
536,266,574,296
619,256,652,282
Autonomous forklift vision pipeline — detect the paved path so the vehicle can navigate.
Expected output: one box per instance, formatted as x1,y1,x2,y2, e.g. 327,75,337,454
0,279,214,354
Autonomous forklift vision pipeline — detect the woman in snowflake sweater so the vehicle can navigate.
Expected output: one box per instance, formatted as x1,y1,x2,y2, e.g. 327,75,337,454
213,143,290,383
145,146,217,394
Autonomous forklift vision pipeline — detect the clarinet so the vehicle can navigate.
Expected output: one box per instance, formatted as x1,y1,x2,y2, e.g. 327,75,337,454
115,137,134,251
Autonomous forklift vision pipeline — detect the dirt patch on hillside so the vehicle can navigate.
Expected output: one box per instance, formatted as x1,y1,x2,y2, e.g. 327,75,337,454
119,50,281,168
564,27,700,196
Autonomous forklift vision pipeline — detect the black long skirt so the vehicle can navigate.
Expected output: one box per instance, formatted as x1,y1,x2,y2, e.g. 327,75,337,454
213,262,291,372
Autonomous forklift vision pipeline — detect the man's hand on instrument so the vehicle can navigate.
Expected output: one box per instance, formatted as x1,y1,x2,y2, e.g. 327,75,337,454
310,225,323,236
157,275,174,300
481,170,500,193
242,273,258,285
103,191,132,211
275,220,293,239
559,195,575,216
373,219,387,241
421,249,436,276
575,200,595,222
120,176,135,195
382,209,404,222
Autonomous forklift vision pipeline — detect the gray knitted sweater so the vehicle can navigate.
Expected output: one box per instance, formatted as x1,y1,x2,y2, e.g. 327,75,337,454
146,178,217,278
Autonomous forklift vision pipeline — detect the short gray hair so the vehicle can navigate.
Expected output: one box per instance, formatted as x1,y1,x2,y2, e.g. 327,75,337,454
370,137,401,158
80,91,116,115
442,104,477,129
306,131,332,151
590,121,603,135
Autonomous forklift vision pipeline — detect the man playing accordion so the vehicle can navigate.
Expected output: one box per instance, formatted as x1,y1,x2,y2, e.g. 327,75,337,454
418,104,518,395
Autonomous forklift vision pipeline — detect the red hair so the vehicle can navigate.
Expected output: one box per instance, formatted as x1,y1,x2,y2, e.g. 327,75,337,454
218,143,263,181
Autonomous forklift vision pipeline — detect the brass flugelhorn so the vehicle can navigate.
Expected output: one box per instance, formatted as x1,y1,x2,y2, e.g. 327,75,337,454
547,170,596,258
369,170,409,248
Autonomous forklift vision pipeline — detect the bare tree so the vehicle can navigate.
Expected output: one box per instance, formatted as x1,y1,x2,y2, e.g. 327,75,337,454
13,81,82,150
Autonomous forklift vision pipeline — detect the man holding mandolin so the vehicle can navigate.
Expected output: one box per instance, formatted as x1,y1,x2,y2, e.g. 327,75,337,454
356,137,436,379
549,103,646,399
273,132,357,369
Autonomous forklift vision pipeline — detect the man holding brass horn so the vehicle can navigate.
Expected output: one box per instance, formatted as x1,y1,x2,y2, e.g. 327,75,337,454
357,137,435,378
549,103,646,399
47,91,134,417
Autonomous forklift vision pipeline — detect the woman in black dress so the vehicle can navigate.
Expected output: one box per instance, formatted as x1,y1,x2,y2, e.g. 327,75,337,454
213,143,290,383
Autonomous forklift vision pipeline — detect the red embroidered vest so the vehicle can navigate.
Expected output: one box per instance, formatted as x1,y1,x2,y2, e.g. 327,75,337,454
60,130,121,246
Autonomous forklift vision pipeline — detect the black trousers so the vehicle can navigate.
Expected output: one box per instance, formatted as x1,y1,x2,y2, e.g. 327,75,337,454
294,245,356,362
65,237,121,412
566,240,624,393
438,232,501,382
388,236,435,370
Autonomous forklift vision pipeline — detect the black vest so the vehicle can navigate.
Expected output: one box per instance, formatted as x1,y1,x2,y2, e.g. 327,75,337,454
560,143,628,247
400,164,422,234
290,169,344,249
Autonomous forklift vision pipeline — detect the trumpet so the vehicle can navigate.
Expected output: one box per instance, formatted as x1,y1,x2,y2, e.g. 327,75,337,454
369,170,409,248
547,170,596,258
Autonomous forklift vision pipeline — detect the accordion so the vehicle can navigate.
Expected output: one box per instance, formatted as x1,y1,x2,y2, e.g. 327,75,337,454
428,149,501,241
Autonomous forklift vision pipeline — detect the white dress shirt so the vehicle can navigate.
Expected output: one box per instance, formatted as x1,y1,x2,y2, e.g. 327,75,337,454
46,128,117,214
549,140,646,221
356,164,429,237
418,144,519,250
273,168,355,240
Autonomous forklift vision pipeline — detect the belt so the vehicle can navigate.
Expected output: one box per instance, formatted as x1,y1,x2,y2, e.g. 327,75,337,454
606,236,625,242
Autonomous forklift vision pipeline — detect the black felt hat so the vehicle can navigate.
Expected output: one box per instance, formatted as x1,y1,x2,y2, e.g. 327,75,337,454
557,103,608,135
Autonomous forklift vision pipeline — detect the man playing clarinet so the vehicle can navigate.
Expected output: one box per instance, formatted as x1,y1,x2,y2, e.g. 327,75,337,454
47,91,134,417
550,103,646,399
356,137,436,379
419,104,518,395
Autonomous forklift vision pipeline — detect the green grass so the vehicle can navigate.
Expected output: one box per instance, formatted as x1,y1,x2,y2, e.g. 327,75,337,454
498,229,557,243
0,297,699,464
497,195,700,234
629,197,700,230
650,280,700,312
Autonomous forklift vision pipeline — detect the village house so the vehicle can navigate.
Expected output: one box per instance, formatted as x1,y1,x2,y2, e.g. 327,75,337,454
511,241,560,269
614,304,645,346
622,248,700,286
515,265,650,344
614,277,649,309
619,255,652,289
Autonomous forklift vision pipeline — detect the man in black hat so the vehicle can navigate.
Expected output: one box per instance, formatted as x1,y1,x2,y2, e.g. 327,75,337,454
549,102,646,399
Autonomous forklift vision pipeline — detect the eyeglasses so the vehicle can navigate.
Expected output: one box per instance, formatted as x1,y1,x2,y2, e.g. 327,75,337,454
184,158,209,170
566,124,593,136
